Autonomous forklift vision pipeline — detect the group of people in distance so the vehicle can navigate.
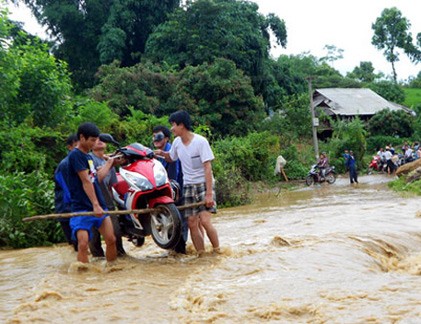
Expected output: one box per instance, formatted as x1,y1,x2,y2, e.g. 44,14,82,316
54,110,220,263
376,141,420,176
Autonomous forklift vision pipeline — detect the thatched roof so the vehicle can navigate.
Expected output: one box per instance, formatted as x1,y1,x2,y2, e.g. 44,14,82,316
313,88,412,117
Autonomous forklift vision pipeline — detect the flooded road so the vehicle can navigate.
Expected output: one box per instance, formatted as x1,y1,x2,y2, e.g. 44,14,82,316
1,175,420,323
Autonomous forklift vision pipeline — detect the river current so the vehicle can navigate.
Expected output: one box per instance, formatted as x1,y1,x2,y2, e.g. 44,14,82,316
1,174,420,323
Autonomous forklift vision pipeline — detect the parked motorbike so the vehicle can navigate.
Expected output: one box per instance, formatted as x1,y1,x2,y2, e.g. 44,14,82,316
99,133,182,250
305,164,336,186
367,155,385,174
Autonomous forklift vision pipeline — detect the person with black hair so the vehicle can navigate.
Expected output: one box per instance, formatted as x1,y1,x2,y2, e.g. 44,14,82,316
155,111,220,255
346,150,358,184
54,133,78,250
152,125,183,187
67,122,118,263
88,138,126,258
152,125,187,254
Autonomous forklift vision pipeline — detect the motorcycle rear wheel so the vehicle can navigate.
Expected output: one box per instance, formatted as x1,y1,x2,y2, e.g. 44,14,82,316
326,172,336,184
305,175,314,186
150,203,182,250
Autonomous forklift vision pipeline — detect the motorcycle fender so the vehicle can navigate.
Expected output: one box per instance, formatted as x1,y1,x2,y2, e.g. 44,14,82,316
148,196,174,208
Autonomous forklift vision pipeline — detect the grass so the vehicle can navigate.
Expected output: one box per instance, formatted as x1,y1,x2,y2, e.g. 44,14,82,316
388,176,421,196
403,88,421,108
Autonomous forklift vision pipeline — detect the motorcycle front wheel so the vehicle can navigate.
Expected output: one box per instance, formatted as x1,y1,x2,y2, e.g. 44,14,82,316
150,203,182,249
326,172,336,184
305,175,315,186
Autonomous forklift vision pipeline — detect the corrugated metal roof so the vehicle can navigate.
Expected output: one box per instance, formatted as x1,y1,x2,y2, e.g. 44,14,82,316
314,88,408,116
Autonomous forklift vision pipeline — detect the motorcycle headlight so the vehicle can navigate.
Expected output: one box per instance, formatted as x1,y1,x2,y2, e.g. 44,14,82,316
124,171,153,191
154,160,168,187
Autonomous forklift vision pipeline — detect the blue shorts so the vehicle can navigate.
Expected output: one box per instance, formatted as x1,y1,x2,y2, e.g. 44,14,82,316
70,212,108,241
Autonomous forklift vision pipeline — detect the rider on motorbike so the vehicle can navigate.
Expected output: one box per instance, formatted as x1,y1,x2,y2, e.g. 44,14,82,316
317,152,329,180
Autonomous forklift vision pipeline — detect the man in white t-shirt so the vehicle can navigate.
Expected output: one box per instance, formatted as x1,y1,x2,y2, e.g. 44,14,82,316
154,110,220,255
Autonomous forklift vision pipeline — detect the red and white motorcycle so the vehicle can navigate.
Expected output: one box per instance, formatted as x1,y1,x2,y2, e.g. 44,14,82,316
100,134,182,250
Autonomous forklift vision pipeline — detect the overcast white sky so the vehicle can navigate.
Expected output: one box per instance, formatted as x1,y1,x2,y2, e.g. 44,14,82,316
6,0,421,81
251,0,421,81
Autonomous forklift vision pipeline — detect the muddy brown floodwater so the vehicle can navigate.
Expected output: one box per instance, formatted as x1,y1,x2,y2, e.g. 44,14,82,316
1,175,420,323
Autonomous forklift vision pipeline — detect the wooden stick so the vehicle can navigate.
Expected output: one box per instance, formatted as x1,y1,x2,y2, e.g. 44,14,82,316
281,168,289,182
22,201,206,222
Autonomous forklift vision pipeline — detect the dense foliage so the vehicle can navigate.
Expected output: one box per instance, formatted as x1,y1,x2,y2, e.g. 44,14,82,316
1,1,420,248
145,0,286,107
91,58,265,136
367,108,414,138
0,171,61,248
325,118,367,173
20,0,180,89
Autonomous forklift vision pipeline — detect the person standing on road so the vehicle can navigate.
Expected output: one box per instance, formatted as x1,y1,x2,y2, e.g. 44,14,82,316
384,146,394,175
67,122,117,263
346,150,358,184
154,110,220,255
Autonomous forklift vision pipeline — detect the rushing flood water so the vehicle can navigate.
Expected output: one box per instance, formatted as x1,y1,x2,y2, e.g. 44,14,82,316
1,175,420,323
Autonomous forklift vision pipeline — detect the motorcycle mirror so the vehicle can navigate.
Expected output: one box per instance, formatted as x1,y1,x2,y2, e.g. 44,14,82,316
99,133,120,146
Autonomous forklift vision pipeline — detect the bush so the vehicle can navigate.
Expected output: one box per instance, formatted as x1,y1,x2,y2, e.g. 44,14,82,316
365,135,409,153
280,144,311,179
0,121,65,175
327,118,367,172
215,166,251,207
213,131,280,182
0,171,62,248
367,108,414,138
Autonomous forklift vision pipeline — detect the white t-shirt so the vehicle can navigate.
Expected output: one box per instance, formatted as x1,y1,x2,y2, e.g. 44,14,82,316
169,134,215,185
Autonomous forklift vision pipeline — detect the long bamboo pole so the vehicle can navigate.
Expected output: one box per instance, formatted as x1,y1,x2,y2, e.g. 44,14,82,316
22,201,206,222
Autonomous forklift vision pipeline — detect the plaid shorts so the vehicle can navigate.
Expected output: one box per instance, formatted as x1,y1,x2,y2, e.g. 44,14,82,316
183,183,217,218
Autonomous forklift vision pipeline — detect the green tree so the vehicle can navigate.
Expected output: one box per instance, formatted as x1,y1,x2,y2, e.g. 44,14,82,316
319,44,344,64
372,7,420,83
258,93,311,140
91,60,176,117
0,9,72,128
20,0,180,89
367,108,414,138
145,0,287,97
174,58,266,136
329,117,367,172
368,80,405,104
408,71,421,88
91,58,265,137
347,61,378,83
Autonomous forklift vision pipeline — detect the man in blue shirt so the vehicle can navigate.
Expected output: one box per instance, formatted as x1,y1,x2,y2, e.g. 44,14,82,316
152,125,187,254
54,133,78,250
67,122,118,263
346,150,358,184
